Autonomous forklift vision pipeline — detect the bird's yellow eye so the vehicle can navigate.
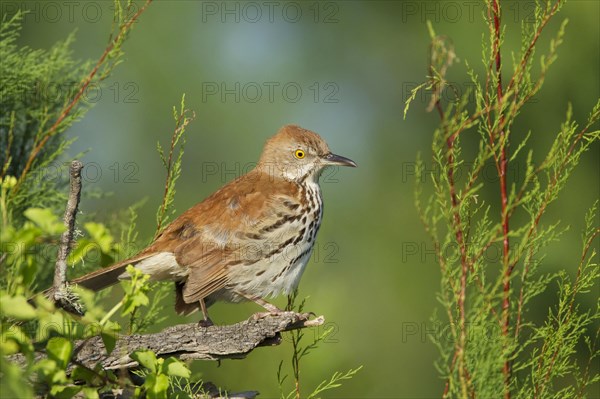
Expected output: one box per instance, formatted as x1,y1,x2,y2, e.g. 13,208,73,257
294,149,305,159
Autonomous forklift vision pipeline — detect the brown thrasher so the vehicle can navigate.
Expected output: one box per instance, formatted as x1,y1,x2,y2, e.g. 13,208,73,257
48,125,356,325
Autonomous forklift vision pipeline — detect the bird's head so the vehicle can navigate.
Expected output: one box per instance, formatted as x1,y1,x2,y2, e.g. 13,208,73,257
258,125,356,182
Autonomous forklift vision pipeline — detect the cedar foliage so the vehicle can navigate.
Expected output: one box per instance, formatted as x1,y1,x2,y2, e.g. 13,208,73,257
405,1,599,398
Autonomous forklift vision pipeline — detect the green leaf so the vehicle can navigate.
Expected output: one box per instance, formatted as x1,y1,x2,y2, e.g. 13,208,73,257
121,286,149,315
71,366,97,384
67,239,96,266
51,369,69,384
36,309,68,341
34,358,59,378
120,266,150,315
0,358,34,398
131,349,157,373
11,225,41,247
0,293,37,320
80,388,100,399
0,337,19,355
101,331,117,354
46,337,73,370
163,357,191,378
170,391,193,399
24,208,65,235
146,373,169,399
84,222,114,253
1,324,34,356
50,384,81,399
33,293,56,312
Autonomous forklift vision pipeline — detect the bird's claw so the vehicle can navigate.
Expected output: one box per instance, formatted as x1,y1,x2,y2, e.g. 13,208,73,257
198,318,214,327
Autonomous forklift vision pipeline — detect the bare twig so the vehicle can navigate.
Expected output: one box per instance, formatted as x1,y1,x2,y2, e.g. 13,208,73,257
52,161,84,313
53,161,83,292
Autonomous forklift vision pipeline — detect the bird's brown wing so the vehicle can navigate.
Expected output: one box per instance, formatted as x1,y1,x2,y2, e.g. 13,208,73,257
178,239,230,303
160,171,301,305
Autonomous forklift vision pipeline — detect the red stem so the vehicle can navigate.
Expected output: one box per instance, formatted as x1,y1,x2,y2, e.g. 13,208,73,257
429,32,473,397
488,2,512,397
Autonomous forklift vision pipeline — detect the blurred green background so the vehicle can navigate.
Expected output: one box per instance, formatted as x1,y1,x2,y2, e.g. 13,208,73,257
4,1,598,397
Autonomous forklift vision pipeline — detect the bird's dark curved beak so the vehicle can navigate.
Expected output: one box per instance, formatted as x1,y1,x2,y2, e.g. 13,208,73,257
323,152,357,167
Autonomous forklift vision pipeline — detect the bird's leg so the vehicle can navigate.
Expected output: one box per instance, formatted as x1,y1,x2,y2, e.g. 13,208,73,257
198,298,213,327
250,296,283,313
234,290,284,319
235,291,312,321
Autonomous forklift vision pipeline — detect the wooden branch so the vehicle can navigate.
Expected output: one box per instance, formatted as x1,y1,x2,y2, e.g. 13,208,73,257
9,312,324,370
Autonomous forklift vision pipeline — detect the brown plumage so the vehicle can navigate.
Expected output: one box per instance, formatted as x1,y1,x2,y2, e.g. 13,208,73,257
47,124,356,324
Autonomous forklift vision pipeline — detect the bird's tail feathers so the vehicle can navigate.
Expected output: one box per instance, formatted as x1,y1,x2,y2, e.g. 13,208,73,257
37,255,150,302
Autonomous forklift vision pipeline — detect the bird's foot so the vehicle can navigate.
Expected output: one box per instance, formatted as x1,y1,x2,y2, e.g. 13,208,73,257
298,311,316,320
251,310,315,321
198,318,214,327
252,310,282,320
